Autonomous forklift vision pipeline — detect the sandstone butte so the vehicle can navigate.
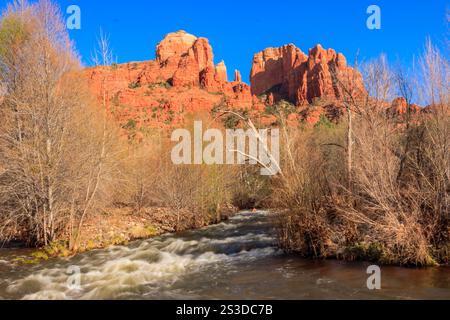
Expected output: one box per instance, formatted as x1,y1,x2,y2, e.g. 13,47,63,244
85,31,424,132
85,30,257,135
250,43,368,104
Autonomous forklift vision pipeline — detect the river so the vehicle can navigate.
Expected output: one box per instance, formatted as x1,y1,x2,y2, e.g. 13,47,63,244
0,211,449,300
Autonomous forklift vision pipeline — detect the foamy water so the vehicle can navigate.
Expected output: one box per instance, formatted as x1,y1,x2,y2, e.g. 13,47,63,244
0,211,449,300
1,212,279,300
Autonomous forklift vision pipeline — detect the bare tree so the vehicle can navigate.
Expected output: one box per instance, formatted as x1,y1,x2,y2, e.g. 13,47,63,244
0,1,120,249
68,31,121,251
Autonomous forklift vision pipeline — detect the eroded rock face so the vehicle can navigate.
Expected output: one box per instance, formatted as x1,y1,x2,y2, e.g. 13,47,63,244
156,30,198,62
85,32,372,130
389,97,422,115
234,69,242,82
214,60,228,83
155,31,224,88
85,31,255,129
250,44,365,105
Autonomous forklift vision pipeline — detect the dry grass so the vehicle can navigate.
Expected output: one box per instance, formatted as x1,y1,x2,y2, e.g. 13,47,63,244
273,42,449,266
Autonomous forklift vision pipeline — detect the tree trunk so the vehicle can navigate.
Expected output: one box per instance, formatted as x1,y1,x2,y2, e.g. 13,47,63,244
347,104,353,190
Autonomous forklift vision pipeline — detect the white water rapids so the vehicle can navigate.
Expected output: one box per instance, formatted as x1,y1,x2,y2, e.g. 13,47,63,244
0,211,449,300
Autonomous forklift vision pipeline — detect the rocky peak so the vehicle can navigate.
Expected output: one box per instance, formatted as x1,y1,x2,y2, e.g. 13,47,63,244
215,60,228,82
85,31,255,129
192,37,215,71
250,43,365,105
250,44,307,99
308,44,325,61
389,97,421,115
156,30,198,62
234,69,242,82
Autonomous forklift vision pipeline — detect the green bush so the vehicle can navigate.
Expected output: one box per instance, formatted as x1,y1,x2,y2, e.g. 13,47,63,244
123,119,137,130
128,81,141,89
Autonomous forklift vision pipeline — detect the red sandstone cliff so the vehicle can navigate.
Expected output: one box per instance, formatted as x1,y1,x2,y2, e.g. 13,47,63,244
389,97,422,115
85,31,254,130
86,31,424,130
250,44,365,106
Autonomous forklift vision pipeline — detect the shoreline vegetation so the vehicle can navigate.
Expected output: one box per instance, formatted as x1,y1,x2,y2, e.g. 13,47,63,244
271,51,449,267
6,206,238,265
0,1,448,268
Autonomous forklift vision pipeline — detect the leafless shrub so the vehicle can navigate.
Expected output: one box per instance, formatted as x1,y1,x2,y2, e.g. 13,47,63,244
272,119,346,257
0,1,120,249
275,40,449,266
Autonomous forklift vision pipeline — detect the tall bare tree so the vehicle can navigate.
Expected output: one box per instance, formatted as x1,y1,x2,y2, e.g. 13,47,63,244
0,0,119,248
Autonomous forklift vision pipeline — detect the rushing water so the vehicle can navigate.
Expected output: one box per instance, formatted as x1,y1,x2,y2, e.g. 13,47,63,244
0,211,449,300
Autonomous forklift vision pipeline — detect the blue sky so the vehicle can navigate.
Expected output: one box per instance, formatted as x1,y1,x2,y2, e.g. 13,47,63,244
1,0,448,82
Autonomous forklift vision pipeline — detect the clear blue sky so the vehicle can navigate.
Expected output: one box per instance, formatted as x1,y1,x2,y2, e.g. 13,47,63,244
1,0,448,82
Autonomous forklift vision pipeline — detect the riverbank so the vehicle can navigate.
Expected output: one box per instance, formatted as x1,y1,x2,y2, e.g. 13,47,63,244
75,205,238,251
2,207,448,268
2,205,238,265
275,210,450,268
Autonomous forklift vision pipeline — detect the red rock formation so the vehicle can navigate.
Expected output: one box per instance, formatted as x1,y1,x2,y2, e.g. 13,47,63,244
250,44,365,105
172,47,201,87
85,31,255,130
214,60,228,83
85,32,372,130
234,69,242,82
389,97,422,115
156,31,197,62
